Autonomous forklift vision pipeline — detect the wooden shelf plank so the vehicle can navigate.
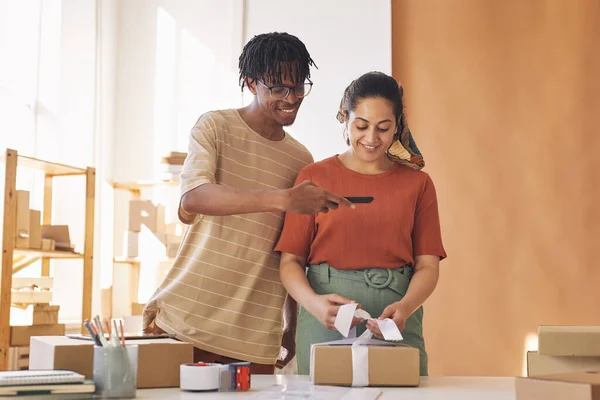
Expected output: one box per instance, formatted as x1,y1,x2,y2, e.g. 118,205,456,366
0,152,86,176
109,180,179,192
13,248,83,259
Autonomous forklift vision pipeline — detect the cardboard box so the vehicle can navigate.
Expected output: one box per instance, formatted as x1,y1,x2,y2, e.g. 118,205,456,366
41,238,55,251
11,290,53,304
129,200,165,233
15,190,30,248
10,324,65,346
41,225,72,251
29,336,193,388
33,304,60,325
528,351,600,377
516,372,600,400
311,339,420,386
29,210,41,249
539,326,600,356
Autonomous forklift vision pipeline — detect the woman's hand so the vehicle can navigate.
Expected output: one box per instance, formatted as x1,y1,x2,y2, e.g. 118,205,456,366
308,294,362,331
366,301,410,339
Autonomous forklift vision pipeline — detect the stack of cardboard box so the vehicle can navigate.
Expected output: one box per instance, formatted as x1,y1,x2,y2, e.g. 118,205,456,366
8,304,64,371
527,326,600,376
517,326,600,399
15,190,74,252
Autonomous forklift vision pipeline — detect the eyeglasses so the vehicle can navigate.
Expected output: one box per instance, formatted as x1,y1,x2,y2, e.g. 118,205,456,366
258,79,313,100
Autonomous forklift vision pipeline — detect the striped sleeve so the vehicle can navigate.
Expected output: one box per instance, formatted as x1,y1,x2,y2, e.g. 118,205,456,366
178,112,219,224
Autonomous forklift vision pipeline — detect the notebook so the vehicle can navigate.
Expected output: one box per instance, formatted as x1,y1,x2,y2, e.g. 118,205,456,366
0,370,85,387
0,381,95,396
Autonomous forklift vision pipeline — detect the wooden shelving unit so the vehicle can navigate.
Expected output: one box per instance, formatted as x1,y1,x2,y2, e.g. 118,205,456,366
0,148,95,370
108,179,178,318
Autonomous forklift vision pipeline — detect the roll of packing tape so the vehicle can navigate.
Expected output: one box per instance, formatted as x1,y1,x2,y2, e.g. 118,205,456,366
180,362,252,392
180,363,223,391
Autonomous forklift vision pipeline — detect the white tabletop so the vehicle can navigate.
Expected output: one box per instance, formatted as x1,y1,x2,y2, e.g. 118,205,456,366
136,375,516,399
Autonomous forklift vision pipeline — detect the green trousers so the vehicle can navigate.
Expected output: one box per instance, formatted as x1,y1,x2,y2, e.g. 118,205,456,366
296,263,428,376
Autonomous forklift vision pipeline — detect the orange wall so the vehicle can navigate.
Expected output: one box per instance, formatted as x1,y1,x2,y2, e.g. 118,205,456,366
392,0,600,376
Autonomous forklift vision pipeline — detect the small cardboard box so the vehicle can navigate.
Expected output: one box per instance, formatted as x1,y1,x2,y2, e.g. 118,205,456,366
539,326,600,356
29,210,41,249
516,371,600,400
528,351,600,377
41,225,72,251
32,304,60,325
15,190,30,248
311,339,420,387
41,238,55,251
29,336,193,388
129,200,165,233
10,324,65,346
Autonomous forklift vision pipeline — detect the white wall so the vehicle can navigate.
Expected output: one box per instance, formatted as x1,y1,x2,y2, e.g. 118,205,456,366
109,0,391,316
244,0,392,161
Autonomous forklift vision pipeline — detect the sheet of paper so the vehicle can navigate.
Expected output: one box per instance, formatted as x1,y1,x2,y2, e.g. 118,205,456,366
252,382,382,400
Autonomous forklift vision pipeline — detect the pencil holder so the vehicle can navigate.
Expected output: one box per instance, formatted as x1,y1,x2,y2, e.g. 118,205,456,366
93,345,138,398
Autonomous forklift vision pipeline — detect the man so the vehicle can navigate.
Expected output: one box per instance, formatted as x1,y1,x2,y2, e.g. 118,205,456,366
143,32,353,374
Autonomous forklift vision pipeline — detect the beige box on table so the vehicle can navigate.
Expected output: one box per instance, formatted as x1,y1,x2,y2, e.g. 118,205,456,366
15,190,30,248
310,339,420,387
528,351,600,377
29,336,193,388
538,326,600,356
29,209,42,249
129,200,165,233
516,372,600,400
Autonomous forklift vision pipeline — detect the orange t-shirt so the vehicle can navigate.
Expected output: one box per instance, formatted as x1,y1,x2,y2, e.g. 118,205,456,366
274,156,447,270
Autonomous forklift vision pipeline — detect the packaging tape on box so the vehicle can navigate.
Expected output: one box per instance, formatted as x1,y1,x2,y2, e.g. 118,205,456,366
180,362,251,392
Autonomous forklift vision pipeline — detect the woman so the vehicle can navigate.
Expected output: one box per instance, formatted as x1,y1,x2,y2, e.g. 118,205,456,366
274,71,447,376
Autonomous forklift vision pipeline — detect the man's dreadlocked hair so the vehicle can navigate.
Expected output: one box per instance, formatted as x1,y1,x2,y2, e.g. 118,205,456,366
238,32,317,90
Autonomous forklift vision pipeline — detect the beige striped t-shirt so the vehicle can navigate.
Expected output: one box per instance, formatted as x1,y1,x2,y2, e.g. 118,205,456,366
143,109,313,364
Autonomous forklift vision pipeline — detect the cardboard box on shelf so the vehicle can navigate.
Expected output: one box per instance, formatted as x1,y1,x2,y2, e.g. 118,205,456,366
311,339,420,387
32,304,60,325
516,371,600,400
41,225,73,251
129,200,165,233
41,238,55,251
11,290,53,304
538,326,600,356
10,324,65,346
29,336,193,388
15,190,30,248
29,209,42,249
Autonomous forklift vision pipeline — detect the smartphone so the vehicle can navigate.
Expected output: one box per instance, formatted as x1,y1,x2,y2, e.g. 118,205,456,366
344,196,374,203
